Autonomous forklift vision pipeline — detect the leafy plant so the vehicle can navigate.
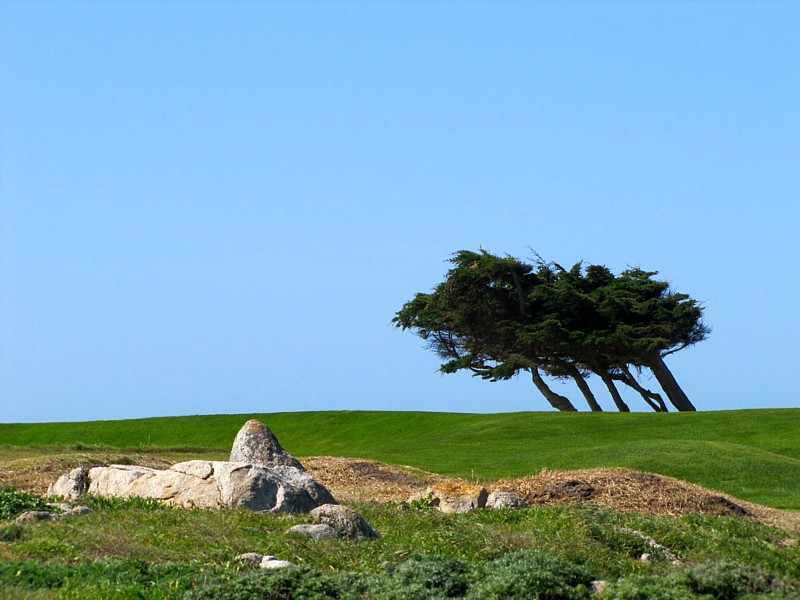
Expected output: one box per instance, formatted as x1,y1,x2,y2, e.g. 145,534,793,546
0,487,54,521
186,566,345,600
467,549,594,599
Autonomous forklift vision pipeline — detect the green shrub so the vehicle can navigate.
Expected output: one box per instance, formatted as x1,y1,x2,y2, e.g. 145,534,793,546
0,487,53,521
599,576,699,599
467,549,593,599
0,559,220,596
0,524,24,541
681,561,799,599
186,567,346,600
372,555,475,599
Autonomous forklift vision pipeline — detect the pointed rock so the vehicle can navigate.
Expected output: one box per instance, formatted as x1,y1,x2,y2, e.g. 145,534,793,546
230,419,304,470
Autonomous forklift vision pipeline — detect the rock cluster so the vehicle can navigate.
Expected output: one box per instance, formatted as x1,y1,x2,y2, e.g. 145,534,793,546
411,484,527,513
49,420,336,514
16,504,93,524
289,504,379,540
235,553,297,569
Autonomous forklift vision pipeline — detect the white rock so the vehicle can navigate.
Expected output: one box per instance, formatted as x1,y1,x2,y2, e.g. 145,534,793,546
260,556,296,569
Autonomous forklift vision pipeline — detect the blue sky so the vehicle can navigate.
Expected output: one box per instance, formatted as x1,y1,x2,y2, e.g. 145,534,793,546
2,2,798,423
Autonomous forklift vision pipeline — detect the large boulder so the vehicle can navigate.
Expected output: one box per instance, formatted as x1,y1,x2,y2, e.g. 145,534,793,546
230,419,304,470
49,420,337,514
51,460,328,513
51,460,326,513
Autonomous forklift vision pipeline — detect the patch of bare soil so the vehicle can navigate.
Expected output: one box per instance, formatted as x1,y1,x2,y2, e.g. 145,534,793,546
301,456,450,502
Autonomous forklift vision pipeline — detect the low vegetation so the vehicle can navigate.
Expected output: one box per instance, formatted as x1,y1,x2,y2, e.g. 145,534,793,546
1,491,798,598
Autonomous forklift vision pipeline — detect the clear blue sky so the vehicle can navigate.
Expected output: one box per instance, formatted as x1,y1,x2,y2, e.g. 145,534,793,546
2,2,798,423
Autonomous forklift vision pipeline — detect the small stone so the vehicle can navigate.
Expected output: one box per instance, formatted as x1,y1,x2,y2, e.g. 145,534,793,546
590,580,609,594
310,504,379,539
63,506,93,517
235,552,264,565
423,483,488,513
640,553,652,563
486,491,527,509
288,523,340,539
260,556,296,569
16,511,53,523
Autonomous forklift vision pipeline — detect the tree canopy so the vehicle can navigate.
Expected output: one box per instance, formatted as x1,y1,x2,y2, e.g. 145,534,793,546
393,250,709,412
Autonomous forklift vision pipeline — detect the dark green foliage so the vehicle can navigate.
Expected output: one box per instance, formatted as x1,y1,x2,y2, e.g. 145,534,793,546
186,566,345,600
377,555,476,598
599,562,800,599
0,559,221,597
0,487,54,521
0,524,24,541
680,561,799,599
599,576,699,599
467,549,594,599
394,249,708,411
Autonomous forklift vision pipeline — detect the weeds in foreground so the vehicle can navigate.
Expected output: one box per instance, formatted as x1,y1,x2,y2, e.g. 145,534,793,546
1,489,798,598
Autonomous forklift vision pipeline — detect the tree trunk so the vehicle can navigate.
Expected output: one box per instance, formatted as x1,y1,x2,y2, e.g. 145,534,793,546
530,368,577,412
564,363,603,411
647,354,696,412
619,366,668,412
598,371,630,412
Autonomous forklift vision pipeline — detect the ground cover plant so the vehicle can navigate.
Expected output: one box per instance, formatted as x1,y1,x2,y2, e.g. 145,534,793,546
1,491,799,598
2,409,799,508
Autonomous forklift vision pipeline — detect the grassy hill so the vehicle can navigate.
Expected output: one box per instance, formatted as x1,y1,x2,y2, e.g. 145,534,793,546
2,409,798,509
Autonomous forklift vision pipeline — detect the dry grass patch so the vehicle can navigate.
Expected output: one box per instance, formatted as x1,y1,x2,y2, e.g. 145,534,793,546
301,456,449,502
493,467,800,534
0,454,174,495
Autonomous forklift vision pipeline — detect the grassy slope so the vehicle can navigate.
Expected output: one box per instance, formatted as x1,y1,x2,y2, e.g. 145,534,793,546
1,409,798,509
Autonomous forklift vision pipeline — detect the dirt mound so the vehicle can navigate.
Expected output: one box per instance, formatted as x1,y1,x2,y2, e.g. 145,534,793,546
302,456,449,502
492,467,800,534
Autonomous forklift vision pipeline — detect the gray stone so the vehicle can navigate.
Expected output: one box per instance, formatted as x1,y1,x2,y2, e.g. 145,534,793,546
260,556,296,569
50,460,334,514
486,491,527,509
63,506,93,517
288,523,339,540
48,466,90,501
48,420,337,515
235,552,264,565
230,419,304,469
310,504,379,539
16,511,53,523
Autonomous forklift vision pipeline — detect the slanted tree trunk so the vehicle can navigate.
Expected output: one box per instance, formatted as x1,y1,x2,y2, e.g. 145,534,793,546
530,368,577,412
564,363,603,411
647,354,696,412
616,366,668,412
598,371,630,412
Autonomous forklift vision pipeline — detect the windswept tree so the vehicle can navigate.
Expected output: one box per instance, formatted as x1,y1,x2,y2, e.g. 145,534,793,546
393,250,709,412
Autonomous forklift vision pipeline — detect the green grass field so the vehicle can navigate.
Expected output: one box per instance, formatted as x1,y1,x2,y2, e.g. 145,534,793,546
2,409,798,509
